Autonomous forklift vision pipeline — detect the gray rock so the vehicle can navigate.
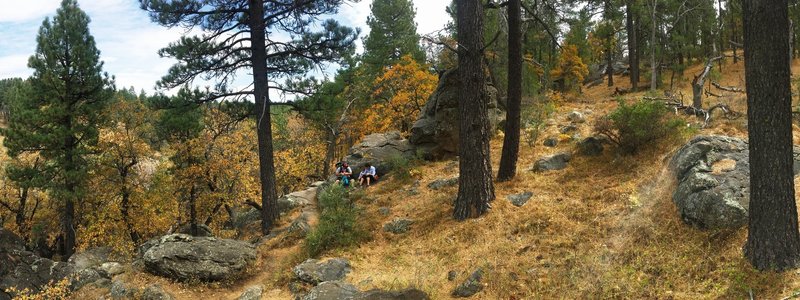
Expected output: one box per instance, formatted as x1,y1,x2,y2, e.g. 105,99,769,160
344,132,415,176
286,212,312,235
383,219,414,234
237,285,264,300
293,258,352,285
110,280,139,299
68,247,112,271
302,281,360,300
507,192,534,207
378,207,391,216
71,268,103,290
358,289,430,300
532,153,572,172
0,229,76,299
177,223,214,237
578,137,604,156
447,271,458,281
98,262,125,277
452,268,484,298
559,125,578,134
141,284,174,300
543,137,558,147
143,234,256,281
278,186,319,215
409,68,506,159
567,111,586,123
428,177,458,190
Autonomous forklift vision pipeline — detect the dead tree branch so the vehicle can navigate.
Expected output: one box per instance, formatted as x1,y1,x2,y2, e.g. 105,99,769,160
711,81,746,93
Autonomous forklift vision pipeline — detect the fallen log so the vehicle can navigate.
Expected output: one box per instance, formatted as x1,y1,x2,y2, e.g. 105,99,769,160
711,81,746,93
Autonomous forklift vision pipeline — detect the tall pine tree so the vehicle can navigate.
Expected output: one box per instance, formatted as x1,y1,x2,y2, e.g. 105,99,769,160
362,0,426,77
3,0,113,259
140,0,357,234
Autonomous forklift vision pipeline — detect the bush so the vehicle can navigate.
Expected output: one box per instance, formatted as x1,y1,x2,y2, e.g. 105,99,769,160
595,99,685,154
522,99,556,147
385,154,415,182
305,184,366,257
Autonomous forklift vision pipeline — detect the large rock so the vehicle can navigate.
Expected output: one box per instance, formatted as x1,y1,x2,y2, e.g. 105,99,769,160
237,285,264,300
532,153,572,172
344,131,415,176
294,258,351,285
302,281,429,300
278,185,319,215
142,234,256,281
670,135,800,229
0,229,75,300
409,68,506,159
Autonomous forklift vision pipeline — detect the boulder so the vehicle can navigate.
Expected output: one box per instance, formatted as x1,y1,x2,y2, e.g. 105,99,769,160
344,132,415,176
577,137,605,156
293,258,352,285
237,285,264,300
142,234,256,281
669,135,800,229
559,125,578,134
543,137,558,147
452,268,484,298
110,280,139,299
383,219,414,234
302,281,360,300
278,185,319,215
68,247,112,271
532,153,572,172
359,288,430,300
567,111,586,123
0,229,76,300
98,262,125,278
427,177,458,190
141,284,174,300
507,192,533,207
177,223,214,237
409,68,506,159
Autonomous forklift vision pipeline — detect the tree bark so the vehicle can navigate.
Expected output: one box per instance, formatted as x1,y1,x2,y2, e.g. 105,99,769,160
692,56,722,109
249,0,279,234
453,0,495,220
605,0,614,87
742,0,800,271
626,0,639,90
650,0,658,91
497,0,522,181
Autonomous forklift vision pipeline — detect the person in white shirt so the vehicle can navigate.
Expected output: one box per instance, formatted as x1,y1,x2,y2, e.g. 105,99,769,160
358,163,378,187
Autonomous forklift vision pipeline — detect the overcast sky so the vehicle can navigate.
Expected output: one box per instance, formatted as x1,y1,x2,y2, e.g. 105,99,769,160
0,0,451,96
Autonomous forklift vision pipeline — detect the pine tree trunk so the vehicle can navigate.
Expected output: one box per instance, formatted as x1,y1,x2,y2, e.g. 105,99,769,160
742,0,800,271
650,0,658,91
249,0,279,234
497,0,522,181
626,0,639,90
453,0,495,220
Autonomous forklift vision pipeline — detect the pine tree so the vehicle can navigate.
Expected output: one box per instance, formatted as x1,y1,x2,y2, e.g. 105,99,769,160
3,0,113,259
742,0,800,271
453,0,495,220
362,0,426,77
140,0,357,234
497,0,522,181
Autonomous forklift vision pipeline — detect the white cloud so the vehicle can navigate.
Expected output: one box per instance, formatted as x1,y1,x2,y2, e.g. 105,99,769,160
0,1,59,23
0,54,31,78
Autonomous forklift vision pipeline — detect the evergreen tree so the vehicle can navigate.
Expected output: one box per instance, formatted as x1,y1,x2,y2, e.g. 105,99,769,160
140,0,357,234
742,0,800,271
3,0,113,259
362,0,426,77
453,0,495,220
497,0,522,181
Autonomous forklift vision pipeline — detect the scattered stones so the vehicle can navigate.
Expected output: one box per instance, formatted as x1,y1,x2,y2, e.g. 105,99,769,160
293,258,352,285
383,219,414,234
559,125,578,134
410,68,506,159
428,177,458,190
543,137,558,147
110,280,139,299
141,284,174,300
577,136,605,156
532,153,572,172
567,111,586,123
507,192,534,207
143,234,256,281
237,285,264,300
452,268,484,298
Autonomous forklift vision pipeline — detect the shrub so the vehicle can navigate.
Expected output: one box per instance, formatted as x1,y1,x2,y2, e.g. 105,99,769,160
385,154,414,182
522,99,556,147
595,99,685,154
305,184,366,257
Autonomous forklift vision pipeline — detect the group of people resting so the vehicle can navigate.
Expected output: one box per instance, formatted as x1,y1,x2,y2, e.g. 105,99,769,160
334,161,378,188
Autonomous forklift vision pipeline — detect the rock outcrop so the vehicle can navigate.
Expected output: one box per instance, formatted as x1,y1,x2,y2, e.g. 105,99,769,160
670,135,800,229
409,68,506,159
345,131,415,176
0,229,75,300
142,234,256,281
293,258,352,285
302,281,429,300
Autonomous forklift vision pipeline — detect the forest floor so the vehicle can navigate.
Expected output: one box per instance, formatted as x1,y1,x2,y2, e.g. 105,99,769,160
74,57,800,299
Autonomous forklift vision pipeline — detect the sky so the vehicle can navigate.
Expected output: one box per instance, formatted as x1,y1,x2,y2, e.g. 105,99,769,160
0,0,451,97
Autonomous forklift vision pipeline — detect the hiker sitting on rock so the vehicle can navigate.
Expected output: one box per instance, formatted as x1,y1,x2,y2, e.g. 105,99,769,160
358,163,378,187
335,161,352,187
